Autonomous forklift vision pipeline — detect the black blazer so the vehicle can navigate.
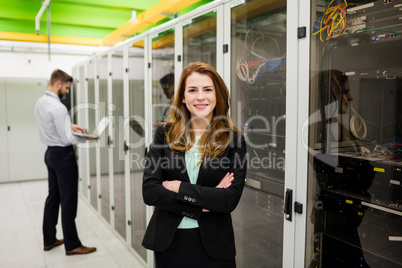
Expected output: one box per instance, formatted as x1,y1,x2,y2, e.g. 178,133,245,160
142,124,247,260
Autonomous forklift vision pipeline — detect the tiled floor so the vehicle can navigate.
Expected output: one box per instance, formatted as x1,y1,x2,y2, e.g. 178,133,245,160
0,180,144,268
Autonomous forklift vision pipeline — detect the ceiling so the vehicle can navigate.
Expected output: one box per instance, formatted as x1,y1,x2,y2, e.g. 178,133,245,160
0,0,213,47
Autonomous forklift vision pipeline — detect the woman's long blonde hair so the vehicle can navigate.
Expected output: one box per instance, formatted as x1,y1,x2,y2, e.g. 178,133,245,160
165,62,239,164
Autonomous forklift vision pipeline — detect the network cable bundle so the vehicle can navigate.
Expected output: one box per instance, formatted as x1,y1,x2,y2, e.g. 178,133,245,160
233,16,287,197
236,28,286,85
313,0,402,42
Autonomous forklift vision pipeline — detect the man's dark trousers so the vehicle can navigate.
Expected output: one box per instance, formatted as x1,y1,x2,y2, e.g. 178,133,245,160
43,145,82,251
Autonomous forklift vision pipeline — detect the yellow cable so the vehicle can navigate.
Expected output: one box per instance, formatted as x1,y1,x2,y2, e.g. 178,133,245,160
332,74,349,103
316,0,348,41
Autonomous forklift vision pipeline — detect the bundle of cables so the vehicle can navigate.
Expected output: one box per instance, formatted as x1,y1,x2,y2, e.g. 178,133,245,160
236,57,286,84
236,28,286,84
349,105,367,140
312,0,348,42
374,142,402,160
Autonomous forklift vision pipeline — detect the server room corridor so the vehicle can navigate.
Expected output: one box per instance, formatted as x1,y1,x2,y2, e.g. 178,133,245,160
0,180,143,268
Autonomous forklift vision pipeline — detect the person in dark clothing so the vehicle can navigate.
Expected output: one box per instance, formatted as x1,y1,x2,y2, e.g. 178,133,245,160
142,62,247,267
34,69,96,256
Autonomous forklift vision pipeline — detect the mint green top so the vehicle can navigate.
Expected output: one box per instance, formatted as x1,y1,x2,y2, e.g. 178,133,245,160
177,136,201,229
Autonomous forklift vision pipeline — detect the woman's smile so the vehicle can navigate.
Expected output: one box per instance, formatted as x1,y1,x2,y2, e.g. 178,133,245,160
194,104,208,109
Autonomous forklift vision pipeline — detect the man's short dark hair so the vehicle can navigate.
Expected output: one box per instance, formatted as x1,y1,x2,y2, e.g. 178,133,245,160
50,69,73,85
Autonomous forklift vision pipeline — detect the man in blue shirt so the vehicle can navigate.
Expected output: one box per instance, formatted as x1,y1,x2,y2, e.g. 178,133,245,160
34,69,96,256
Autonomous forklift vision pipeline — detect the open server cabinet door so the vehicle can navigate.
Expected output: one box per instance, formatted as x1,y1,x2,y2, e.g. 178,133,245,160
306,0,402,267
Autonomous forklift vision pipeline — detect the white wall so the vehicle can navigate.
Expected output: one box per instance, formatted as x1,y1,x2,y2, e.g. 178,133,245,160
0,41,109,182
5,78,48,181
0,52,86,79
0,41,109,79
0,79,9,182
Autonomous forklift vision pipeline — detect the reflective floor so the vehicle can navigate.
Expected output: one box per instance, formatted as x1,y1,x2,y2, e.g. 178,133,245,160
0,180,143,268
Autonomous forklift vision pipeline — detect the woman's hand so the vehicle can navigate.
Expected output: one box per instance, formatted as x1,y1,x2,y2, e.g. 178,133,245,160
166,173,234,213
203,173,233,212
216,172,234,189
162,180,181,194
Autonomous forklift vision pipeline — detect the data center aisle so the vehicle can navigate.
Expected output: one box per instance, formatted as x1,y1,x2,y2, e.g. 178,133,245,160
0,180,143,268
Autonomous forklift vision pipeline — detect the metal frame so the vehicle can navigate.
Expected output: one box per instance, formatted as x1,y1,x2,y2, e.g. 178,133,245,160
222,1,231,92
283,0,298,267
216,5,224,77
283,0,310,266
295,0,311,265
175,22,183,92
125,38,149,268
123,45,131,247
109,47,127,241
107,52,115,228
94,56,102,215
84,62,93,206
77,64,89,198
144,35,154,268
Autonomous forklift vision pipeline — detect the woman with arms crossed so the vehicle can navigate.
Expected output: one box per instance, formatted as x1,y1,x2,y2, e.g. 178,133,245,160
142,62,247,267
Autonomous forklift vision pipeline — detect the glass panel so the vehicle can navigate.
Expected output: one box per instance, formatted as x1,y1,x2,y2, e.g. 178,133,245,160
230,0,287,267
307,0,402,267
72,68,78,124
183,10,217,68
128,42,147,261
78,65,89,198
152,28,175,130
98,55,110,223
112,50,126,239
87,60,97,210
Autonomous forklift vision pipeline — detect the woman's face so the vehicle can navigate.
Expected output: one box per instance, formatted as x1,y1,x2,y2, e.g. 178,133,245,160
182,72,217,122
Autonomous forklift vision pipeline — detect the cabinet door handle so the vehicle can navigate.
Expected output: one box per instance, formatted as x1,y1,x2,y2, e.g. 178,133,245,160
123,141,128,154
107,135,112,146
284,189,292,221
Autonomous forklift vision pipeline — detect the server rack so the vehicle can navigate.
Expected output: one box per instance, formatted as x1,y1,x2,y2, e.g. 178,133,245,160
307,0,402,267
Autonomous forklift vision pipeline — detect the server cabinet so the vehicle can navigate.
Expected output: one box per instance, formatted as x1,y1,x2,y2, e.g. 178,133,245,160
77,65,89,199
0,78,48,182
151,28,175,129
128,41,148,265
111,49,127,239
306,0,402,267
87,60,98,210
97,54,111,224
182,9,218,68
229,0,288,267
